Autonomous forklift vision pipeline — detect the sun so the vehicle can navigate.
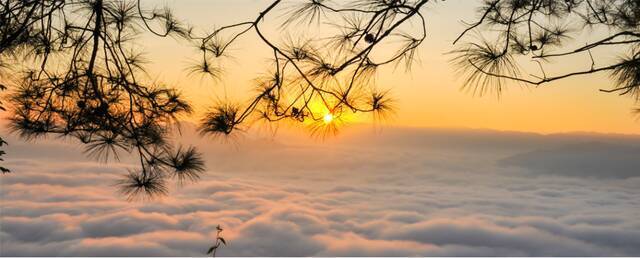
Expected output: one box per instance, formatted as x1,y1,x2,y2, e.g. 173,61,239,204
323,113,334,124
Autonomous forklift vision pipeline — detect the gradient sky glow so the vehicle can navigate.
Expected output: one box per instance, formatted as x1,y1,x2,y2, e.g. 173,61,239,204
133,0,640,135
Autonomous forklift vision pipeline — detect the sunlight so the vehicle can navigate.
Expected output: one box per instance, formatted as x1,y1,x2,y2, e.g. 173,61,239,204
323,113,334,124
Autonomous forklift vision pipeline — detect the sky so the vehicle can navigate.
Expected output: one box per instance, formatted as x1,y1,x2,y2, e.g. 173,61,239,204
132,0,640,135
2,1,640,257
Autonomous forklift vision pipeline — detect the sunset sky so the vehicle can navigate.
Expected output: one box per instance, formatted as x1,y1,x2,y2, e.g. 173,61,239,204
2,1,640,257
135,0,639,135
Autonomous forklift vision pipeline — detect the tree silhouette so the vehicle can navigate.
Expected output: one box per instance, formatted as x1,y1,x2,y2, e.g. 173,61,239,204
0,0,204,200
452,0,640,108
0,84,8,173
2,0,638,200
0,0,431,198
192,0,429,137
206,224,226,257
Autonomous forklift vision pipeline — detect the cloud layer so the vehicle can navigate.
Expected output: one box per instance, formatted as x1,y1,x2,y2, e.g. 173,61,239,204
1,127,640,256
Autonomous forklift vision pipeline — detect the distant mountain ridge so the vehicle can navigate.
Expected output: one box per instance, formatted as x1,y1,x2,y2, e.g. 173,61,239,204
499,141,640,179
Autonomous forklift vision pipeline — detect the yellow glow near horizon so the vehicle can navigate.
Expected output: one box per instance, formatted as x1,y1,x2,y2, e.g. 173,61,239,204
141,1,639,135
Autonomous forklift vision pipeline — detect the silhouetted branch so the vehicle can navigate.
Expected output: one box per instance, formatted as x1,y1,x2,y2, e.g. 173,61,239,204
191,0,433,137
452,0,640,106
0,0,438,197
206,225,226,257
1,0,203,200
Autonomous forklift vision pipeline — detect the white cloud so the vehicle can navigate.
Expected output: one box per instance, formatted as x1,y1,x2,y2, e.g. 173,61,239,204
1,127,640,256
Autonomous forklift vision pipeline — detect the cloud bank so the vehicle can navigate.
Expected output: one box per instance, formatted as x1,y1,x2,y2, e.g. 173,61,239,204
1,126,640,256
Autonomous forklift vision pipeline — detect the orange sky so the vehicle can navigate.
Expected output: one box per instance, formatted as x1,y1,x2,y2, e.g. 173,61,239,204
137,0,639,135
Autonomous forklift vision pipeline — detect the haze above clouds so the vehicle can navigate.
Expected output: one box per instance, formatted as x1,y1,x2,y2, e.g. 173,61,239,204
1,125,640,256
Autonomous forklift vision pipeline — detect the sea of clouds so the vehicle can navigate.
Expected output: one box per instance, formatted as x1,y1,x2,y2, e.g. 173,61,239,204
1,125,640,256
